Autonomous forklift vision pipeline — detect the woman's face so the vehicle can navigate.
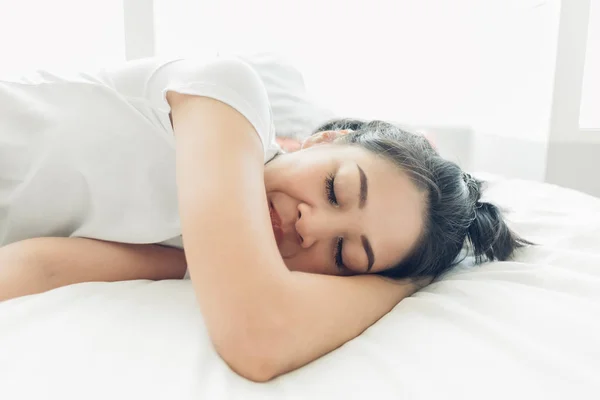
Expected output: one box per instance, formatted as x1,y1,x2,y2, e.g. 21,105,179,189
264,133,426,276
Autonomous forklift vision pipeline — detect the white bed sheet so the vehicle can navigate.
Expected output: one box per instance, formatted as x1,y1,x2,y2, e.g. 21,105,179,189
1,176,600,400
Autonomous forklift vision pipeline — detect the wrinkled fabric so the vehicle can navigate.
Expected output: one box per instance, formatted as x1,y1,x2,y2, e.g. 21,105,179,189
1,177,599,400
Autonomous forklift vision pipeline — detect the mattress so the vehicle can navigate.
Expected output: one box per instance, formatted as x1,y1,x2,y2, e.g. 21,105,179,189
1,175,599,400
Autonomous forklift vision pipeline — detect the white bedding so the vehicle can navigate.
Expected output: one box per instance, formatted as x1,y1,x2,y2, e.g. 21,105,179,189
1,176,600,400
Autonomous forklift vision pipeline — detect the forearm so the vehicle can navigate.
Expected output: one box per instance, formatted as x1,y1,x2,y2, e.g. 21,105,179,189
0,240,54,301
265,273,418,379
1,238,188,302
201,272,418,382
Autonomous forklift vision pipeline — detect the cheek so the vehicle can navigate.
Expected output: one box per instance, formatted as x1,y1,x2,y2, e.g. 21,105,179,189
283,248,335,275
266,154,326,195
265,154,302,188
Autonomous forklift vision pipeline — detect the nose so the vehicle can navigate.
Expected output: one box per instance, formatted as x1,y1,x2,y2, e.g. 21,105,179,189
295,202,356,249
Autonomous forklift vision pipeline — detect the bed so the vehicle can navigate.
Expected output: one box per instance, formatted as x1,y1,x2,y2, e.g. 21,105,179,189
1,173,599,400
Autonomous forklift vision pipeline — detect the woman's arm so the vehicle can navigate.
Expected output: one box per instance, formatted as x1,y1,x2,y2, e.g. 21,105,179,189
273,272,421,377
0,238,187,301
169,91,423,382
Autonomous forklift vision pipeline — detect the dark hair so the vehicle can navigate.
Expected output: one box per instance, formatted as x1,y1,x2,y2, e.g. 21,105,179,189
314,118,532,281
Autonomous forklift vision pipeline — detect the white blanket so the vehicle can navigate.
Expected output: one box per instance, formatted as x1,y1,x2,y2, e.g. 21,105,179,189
2,177,600,400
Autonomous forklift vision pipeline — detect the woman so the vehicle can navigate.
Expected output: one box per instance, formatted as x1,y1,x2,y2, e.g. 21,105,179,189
0,57,528,381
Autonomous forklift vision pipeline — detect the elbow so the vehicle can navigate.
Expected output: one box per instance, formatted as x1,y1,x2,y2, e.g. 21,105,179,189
208,287,294,382
216,336,283,383
212,324,288,383
227,354,279,383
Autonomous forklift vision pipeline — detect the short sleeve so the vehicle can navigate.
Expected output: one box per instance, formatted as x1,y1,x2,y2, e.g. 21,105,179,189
145,57,275,155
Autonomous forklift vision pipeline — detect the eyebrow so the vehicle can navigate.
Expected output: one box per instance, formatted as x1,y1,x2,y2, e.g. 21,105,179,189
357,164,368,209
361,235,375,272
356,164,373,272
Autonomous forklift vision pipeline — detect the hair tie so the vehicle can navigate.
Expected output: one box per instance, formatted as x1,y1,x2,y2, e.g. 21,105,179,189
462,172,483,209
462,172,474,185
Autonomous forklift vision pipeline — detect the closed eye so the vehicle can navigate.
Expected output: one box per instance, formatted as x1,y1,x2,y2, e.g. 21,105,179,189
325,173,338,205
334,236,345,271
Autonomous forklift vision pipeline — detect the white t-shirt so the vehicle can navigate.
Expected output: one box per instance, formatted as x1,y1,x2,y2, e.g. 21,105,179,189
0,57,279,249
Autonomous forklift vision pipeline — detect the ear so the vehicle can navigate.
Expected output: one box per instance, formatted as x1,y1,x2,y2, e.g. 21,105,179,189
301,129,352,150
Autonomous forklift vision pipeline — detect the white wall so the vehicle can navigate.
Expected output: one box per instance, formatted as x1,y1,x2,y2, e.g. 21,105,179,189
544,0,600,198
431,0,600,199
415,127,548,183
546,142,600,197
0,0,125,73
463,0,560,183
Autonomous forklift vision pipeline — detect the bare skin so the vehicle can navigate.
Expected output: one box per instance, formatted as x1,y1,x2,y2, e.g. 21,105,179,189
0,87,428,381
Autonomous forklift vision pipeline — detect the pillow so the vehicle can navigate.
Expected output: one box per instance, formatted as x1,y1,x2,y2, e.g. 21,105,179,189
232,52,336,142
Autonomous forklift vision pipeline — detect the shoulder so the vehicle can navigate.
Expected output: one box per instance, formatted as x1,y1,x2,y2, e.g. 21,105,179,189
106,55,271,113
166,57,275,157
160,56,268,102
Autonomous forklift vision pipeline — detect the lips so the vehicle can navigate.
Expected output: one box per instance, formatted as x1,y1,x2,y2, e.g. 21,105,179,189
269,201,284,245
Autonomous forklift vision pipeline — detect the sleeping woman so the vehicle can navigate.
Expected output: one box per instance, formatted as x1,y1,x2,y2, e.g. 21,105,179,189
0,57,529,381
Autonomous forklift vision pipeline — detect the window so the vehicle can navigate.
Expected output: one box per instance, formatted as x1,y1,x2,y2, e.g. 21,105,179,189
580,0,600,129
154,0,560,131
